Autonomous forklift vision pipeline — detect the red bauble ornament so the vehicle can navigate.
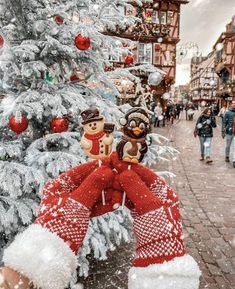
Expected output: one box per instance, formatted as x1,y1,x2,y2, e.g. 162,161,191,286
0,35,4,48
124,55,134,65
54,15,64,25
70,74,79,82
9,116,28,134
50,117,69,133
75,34,91,50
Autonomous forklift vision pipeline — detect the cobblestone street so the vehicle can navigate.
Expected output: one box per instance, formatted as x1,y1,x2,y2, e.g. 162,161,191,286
163,113,235,289
81,112,235,289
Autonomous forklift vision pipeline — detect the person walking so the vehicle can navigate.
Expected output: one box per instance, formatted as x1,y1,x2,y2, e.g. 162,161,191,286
194,108,217,163
186,103,195,121
218,103,228,119
153,102,163,127
176,103,181,119
222,100,235,167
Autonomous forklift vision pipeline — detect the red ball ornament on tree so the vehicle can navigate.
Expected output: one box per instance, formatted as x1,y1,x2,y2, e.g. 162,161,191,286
70,74,79,82
54,15,64,25
9,116,29,134
124,55,134,65
50,117,69,133
0,35,5,48
75,34,91,50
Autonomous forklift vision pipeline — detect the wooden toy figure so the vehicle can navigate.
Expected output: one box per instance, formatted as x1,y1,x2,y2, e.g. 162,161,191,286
80,108,114,160
117,107,150,163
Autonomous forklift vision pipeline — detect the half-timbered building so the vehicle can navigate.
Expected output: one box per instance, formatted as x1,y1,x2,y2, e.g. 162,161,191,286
214,17,235,105
108,0,188,103
190,53,218,105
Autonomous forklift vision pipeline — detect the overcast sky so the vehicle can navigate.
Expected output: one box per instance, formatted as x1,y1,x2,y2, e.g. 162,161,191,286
176,0,235,85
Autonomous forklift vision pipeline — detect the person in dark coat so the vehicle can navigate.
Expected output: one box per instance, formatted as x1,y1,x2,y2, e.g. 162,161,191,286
194,108,217,163
176,104,181,119
222,100,235,167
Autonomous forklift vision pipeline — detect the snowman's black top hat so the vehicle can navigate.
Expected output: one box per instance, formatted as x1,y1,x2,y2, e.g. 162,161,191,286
81,108,104,125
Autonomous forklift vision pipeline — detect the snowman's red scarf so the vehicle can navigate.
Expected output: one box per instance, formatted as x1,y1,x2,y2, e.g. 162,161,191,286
84,131,105,155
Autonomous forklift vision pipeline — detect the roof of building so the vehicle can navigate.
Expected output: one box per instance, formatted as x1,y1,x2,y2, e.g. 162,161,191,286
191,51,215,68
213,20,235,48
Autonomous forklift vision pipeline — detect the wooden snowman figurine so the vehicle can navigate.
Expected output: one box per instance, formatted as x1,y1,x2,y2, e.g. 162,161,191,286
117,107,150,163
81,108,114,160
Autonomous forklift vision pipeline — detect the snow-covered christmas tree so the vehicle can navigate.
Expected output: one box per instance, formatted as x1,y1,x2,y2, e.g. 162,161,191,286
0,0,179,288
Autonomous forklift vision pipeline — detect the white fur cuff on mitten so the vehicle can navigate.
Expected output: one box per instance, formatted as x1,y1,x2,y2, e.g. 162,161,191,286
3,224,77,289
128,254,201,289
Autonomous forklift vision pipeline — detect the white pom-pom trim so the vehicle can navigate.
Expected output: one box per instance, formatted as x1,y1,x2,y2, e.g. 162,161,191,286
119,117,127,126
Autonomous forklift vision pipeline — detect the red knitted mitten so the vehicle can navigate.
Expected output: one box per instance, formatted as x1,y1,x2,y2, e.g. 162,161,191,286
130,164,182,222
110,151,130,173
119,170,162,215
119,170,185,267
91,188,123,217
42,160,100,198
132,205,186,267
35,166,114,253
111,151,167,199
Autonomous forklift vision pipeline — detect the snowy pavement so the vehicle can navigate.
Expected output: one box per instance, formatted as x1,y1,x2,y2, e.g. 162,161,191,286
80,112,235,289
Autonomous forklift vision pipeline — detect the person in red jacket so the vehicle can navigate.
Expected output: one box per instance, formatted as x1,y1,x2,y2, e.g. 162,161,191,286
0,153,200,289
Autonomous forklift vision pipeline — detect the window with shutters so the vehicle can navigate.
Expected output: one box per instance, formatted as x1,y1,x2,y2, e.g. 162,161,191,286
138,43,152,64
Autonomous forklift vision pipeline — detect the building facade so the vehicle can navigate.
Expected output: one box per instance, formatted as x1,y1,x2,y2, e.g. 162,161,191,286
214,17,235,106
173,84,190,103
190,53,218,105
109,0,188,103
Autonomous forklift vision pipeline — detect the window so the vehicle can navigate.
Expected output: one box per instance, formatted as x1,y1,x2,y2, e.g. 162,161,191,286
167,11,174,25
152,10,160,24
108,46,122,62
164,50,173,65
143,9,153,23
159,11,167,25
138,43,152,64
154,44,161,65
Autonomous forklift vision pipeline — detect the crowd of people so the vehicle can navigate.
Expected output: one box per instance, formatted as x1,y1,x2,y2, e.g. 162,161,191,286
151,102,184,127
151,101,199,128
150,100,235,168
